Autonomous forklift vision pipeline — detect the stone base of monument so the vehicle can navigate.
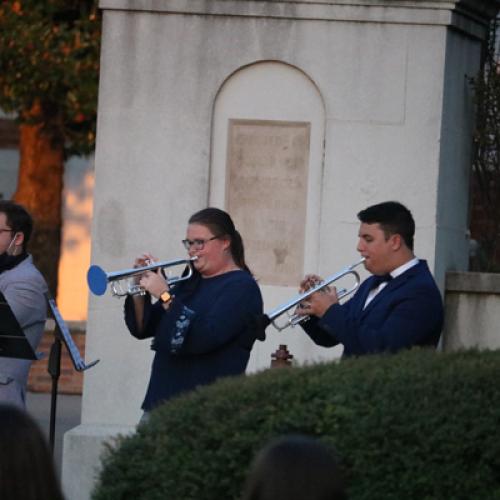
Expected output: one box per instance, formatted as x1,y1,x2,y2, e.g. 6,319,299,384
443,272,500,351
62,424,134,500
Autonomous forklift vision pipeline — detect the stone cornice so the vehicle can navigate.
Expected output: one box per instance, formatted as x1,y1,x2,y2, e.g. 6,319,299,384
99,0,499,39
446,271,500,294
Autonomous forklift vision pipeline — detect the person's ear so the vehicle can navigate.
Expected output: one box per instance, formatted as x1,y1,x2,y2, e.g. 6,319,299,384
13,232,24,249
221,237,231,252
390,233,402,251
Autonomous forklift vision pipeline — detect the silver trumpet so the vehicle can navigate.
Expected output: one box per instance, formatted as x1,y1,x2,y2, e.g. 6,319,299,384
264,258,365,332
87,257,198,297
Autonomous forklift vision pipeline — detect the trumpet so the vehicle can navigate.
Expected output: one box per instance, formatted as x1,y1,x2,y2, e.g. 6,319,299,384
259,258,365,333
87,257,198,297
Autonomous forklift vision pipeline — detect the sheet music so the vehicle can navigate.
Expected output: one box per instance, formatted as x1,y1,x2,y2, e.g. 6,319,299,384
0,292,39,360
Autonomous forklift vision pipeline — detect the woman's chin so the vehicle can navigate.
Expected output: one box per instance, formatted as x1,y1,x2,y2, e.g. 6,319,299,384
194,261,206,274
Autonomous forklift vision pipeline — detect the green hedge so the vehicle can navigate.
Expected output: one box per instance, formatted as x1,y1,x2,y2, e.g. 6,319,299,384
92,349,500,500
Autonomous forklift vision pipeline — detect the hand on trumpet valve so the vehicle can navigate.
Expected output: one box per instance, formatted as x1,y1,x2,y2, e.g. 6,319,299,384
298,274,339,318
131,253,169,299
132,253,157,283
299,274,322,293
293,300,311,317
124,253,153,296
139,269,170,300
133,253,157,268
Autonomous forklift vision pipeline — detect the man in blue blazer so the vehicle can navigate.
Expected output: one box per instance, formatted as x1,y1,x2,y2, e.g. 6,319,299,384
299,201,443,357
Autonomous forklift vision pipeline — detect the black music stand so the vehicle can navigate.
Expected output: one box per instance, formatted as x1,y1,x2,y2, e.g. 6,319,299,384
0,292,42,361
45,292,99,452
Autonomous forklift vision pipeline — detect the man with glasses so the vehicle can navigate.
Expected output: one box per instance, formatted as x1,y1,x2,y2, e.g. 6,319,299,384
0,201,48,408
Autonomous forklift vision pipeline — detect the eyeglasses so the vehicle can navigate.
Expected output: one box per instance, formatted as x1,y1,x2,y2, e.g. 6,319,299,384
0,228,12,234
182,236,219,251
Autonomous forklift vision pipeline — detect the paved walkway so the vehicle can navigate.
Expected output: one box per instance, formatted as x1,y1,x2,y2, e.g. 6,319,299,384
26,391,82,476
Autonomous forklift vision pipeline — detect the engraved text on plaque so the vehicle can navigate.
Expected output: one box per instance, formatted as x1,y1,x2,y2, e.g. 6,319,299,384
226,119,310,286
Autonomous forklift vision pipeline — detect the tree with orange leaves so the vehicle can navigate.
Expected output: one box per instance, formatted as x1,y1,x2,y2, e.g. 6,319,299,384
0,0,100,294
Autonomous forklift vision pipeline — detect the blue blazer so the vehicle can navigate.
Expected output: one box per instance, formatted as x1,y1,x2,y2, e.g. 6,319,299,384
301,260,443,357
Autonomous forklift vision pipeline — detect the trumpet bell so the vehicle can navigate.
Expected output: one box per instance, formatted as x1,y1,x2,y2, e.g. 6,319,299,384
87,265,108,296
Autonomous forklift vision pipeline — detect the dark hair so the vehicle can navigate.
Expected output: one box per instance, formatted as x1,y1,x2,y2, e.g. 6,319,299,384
188,207,251,273
241,435,347,500
0,404,65,500
0,200,33,252
357,201,415,250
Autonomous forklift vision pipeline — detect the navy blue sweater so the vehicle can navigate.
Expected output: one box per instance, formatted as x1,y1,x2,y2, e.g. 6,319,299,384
125,270,263,411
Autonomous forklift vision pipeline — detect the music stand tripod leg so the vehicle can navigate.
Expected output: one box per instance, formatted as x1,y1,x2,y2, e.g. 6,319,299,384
47,333,62,454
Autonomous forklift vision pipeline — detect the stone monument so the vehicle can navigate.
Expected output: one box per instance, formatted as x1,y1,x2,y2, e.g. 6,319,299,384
62,1,500,498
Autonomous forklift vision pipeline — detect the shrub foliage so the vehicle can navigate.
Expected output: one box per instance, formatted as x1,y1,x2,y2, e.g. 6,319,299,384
93,349,500,500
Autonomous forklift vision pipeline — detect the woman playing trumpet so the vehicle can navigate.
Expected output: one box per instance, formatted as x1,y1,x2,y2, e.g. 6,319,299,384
125,208,263,419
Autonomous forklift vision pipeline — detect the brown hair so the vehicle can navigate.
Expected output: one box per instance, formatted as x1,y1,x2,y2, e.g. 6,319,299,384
0,404,65,500
189,207,251,273
241,435,347,500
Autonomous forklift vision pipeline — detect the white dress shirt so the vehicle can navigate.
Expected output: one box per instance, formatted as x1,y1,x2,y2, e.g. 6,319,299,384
363,257,419,309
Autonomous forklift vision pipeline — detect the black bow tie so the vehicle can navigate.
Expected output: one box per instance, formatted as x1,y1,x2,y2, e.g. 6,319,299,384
371,273,393,289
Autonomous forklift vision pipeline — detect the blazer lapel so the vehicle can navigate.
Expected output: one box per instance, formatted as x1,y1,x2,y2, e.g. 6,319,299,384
354,277,377,317
360,262,422,317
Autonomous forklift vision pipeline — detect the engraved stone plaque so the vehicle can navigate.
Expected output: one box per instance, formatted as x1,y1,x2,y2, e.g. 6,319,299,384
226,119,310,286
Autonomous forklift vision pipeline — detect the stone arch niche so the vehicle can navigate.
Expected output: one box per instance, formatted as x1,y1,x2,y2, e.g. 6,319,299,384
225,118,310,286
210,61,328,369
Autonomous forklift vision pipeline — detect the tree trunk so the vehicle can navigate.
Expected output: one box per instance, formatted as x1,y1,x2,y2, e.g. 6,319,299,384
13,103,64,296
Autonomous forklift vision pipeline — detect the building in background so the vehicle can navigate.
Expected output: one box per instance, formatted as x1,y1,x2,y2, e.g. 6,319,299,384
0,111,94,321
